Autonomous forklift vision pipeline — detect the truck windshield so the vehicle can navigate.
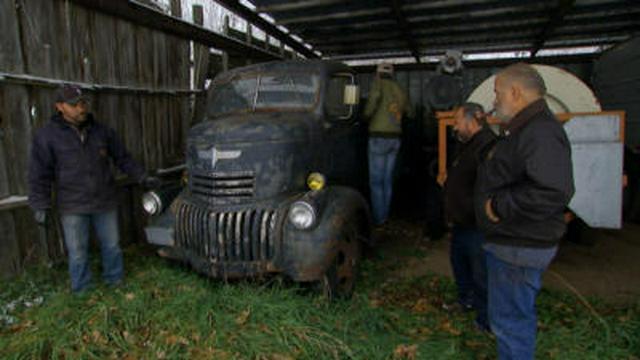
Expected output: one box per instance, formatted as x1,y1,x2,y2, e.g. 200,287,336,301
207,72,320,118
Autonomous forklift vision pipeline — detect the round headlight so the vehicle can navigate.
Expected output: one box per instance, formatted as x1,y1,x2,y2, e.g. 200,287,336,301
288,201,316,230
142,191,162,216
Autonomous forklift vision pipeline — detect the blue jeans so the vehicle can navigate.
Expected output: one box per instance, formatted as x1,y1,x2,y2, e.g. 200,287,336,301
486,251,545,360
61,210,124,292
450,227,488,328
368,137,400,225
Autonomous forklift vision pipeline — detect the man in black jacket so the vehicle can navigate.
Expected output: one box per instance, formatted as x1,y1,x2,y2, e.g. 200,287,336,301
443,103,496,332
475,64,574,359
28,84,157,293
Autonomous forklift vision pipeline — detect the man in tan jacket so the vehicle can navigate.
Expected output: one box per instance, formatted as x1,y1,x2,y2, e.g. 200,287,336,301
364,63,414,225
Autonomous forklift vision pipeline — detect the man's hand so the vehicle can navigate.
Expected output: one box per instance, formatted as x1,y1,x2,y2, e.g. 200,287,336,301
34,210,48,226
142,176,161,190
485,198,500,223
437,172,447,187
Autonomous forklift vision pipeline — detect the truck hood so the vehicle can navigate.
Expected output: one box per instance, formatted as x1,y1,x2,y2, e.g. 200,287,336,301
189,112,316,145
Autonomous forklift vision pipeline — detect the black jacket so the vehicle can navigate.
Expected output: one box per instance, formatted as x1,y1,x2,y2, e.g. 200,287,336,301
444,127,496,228
28,113,144,214
475,99,575,248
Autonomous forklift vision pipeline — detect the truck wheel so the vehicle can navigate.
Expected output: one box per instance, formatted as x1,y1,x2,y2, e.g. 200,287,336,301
319,222,362,300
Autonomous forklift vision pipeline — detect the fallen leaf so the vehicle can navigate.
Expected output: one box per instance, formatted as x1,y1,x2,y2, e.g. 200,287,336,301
8,320,35,333
122,330,133,343
464,340,484,349
166,334,190,346
411,298,433,314
259,324,273,334
408,326,432,338
439,320,462,336
91,330,107,344
393,344,418,359
235,309,251,326
268,354,295,360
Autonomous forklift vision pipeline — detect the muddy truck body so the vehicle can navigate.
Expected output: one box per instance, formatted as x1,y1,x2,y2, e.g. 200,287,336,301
143,60,370,297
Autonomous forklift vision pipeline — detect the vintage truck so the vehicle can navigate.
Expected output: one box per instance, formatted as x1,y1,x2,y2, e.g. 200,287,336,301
142,60,371,298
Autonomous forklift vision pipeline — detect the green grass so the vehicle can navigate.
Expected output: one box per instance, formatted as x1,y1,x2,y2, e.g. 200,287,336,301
1,244,639,360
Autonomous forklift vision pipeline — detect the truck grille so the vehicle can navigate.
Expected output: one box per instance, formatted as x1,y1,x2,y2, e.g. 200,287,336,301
175,202,278,262
190,171,255,201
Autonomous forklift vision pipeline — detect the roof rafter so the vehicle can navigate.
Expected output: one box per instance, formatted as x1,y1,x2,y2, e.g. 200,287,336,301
213,0,319,58
531,0,576,56
256,0,345,13
390,0,421,63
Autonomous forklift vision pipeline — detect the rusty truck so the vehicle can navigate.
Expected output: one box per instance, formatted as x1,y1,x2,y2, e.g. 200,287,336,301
142,60,371,299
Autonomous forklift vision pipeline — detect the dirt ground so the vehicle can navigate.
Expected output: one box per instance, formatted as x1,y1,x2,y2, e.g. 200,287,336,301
374,219,640,305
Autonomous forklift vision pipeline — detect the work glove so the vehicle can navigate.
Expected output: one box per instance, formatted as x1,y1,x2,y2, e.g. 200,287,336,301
142,176,161,190
34,210,49,226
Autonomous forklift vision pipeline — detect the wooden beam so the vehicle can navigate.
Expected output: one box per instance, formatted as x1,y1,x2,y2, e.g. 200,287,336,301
277,7,388,26
317,30,539,54
68,0,282,61
532,0,576,56
295,7,549,37
348,52,598,72
328,42,536,61
213,0,319,58
309,19,549,47
390,0,421,63
257,0,345,13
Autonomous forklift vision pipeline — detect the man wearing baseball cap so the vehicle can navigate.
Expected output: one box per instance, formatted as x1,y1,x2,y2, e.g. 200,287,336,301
28,84,159,293
364,63,414,227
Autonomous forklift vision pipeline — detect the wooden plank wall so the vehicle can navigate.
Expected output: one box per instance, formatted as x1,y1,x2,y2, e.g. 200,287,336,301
0,0,197,278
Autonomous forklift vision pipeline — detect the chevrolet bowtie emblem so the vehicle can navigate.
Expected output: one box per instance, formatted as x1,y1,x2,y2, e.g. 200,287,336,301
210,147,242,168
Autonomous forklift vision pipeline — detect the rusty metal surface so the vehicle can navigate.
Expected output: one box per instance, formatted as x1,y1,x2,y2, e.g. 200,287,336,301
146,60,370,282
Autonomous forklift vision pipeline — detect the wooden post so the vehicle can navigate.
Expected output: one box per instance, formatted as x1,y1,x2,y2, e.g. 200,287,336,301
192,5,208,124
170,0,182,18
222,16,230,72
246,24,252,45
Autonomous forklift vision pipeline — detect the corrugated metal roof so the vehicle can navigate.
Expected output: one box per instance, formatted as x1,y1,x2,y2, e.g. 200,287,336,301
246,0,640,61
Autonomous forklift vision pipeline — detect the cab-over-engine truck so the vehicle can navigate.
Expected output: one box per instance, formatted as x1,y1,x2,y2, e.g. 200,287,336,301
142,60,371,299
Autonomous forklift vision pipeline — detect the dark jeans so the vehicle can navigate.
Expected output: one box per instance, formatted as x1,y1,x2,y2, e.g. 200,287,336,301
60,210,123,292
486,251,545,360
450,226,488,328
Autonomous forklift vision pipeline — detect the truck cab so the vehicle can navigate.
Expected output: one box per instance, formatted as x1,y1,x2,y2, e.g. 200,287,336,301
143,60,370,298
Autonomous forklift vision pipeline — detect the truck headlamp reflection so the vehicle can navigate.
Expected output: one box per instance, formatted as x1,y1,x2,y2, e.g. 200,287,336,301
288,201,316,230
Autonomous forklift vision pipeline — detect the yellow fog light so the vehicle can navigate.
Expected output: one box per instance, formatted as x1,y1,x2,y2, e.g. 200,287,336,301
181,170,188,186
307,172,326,191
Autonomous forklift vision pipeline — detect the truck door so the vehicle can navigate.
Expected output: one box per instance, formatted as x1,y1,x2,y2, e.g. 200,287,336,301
324,73,368,192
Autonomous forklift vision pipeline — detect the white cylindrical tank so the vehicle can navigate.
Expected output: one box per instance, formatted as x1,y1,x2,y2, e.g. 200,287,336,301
467,64,601,113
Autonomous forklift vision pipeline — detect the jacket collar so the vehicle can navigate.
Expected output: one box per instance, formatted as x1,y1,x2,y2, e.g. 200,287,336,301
51,113,95,130
501,98,548,137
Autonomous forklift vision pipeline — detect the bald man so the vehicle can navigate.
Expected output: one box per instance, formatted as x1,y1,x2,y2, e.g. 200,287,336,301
475,63,574,359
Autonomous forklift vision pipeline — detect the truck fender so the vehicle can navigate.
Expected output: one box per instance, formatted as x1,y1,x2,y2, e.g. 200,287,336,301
280,186,371,282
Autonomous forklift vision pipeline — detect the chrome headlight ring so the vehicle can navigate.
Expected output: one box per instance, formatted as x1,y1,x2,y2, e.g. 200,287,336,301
288,201,317,230
142,191,163,216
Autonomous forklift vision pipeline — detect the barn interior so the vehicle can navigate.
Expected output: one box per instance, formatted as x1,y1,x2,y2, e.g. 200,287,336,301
1,1,639,357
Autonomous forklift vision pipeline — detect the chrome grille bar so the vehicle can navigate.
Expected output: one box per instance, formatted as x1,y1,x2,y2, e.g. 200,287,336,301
175,202,278,262
190,171,255,201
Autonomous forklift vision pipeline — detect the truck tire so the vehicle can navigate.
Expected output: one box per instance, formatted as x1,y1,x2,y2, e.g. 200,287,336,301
319,221,362,300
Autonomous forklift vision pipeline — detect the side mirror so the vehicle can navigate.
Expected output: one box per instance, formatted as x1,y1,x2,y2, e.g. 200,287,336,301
344,84,360,106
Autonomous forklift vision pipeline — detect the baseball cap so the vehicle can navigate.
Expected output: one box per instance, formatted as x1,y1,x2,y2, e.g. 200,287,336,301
376,62,394,75
55,84,88,105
